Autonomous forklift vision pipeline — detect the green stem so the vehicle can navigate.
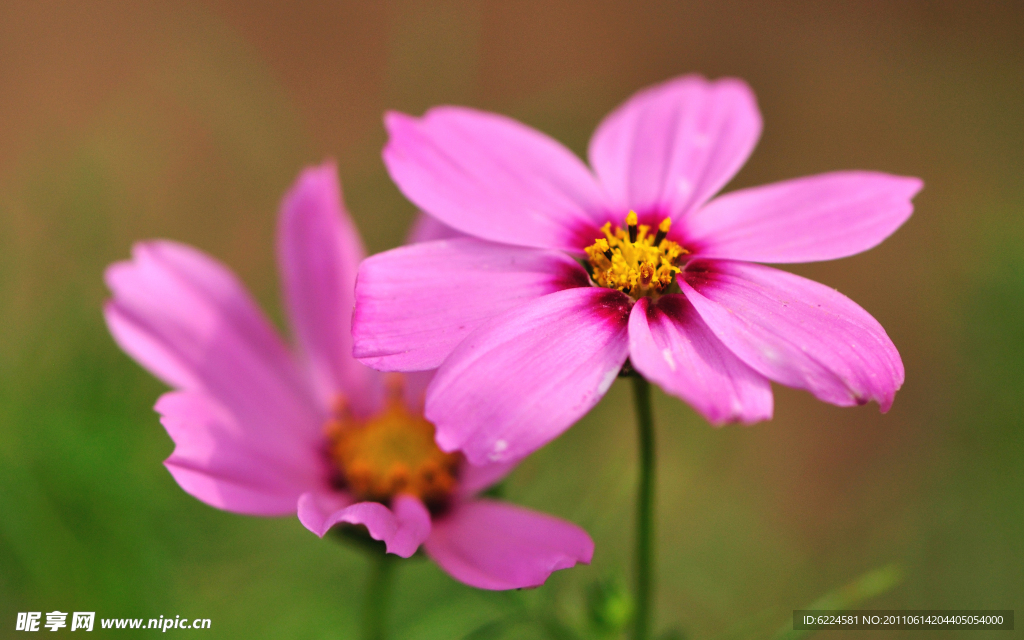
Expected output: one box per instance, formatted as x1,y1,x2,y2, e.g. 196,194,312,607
632,374,656,640
362,552,396,640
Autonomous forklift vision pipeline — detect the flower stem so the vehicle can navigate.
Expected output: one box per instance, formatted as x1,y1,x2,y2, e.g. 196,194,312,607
631,374,656,640
362,552,396,640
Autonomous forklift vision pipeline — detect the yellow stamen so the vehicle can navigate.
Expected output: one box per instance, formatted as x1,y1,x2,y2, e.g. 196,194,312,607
326,377,460,509
654,218,671,246
584,211,687,298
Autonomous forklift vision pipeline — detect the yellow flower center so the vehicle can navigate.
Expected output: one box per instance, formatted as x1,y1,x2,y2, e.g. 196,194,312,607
327,379,460,510
584,211,687,298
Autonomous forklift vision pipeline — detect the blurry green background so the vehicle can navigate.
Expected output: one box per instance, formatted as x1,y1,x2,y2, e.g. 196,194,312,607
1,1,1021,638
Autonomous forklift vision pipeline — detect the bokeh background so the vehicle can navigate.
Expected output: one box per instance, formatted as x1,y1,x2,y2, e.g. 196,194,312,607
1,1,1021,638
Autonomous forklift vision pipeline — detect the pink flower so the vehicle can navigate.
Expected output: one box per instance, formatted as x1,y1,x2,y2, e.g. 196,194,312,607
353,75,922,465
103,163,593,590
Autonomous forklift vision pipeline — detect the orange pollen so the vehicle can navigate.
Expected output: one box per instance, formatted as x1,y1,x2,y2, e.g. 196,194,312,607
326,378,460,509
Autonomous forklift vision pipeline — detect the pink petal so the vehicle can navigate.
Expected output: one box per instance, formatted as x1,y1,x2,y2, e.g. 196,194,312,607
684,172,923,263
628,296,773,425
297,493,432,558
104,241,323,447
278,162,383,417
681,260,904,411
425,499,594,590
427,287,631,465
157,391,324,516
353,239,589,371
406,212,464,244
400,370,435,413
588,75,762,220
383,108,610,252
456,459,520,499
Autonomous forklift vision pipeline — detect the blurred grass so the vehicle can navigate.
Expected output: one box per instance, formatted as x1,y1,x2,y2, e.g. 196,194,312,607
1,1,1023,639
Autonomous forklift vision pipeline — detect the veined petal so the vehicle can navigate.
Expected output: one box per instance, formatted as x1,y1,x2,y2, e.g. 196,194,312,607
628,297,772,425
104,241,323,446
685,172,923,263
425,499,593,590
383,108,610,252
427,287,631,465
353,239,589,371
278,162,383,417
157,391,324,516
681,260,904,411
297,493,431,558
588,75,761,220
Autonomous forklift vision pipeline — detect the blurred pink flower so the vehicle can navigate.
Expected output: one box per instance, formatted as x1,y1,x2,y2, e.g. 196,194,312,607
104,163,593,590
353,75,922,465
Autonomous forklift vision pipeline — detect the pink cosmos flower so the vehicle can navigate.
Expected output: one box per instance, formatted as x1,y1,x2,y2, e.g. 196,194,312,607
353,75,922,465
103,163,593,590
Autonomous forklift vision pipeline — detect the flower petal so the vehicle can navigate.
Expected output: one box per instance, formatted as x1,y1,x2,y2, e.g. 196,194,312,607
353,239,589,371
681,260,904,411
684,172,923,263
297,493,432,557
278,162,383,417
427,287,631,465
628,296,773,425
588,75,761,220
406,212,464,244
456,459,520,499
400,370,435,414
157,391,324,516
383,108,610,252
104,241,323,446
425,499,594,590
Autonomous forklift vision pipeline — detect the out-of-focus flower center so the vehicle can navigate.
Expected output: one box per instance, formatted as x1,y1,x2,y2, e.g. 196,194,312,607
326,381,460,509
584,211,687,298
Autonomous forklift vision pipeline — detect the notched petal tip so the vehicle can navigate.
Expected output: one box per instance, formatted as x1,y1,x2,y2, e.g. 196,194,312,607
877,387,900,414
297,493,431,557
103,258,134,291
297,158,339,182
705,402,775,427
281,161,344,218
590,72,763,221
686,170,925,264
383,109,419,134
681,260,904,413
905,175,925,195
